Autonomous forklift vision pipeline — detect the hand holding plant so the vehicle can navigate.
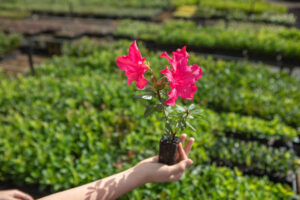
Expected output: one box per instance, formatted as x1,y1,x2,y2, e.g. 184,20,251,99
116,41,202,165
135,134,194,183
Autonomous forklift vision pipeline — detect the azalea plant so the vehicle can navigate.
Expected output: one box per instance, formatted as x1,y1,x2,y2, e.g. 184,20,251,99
116,41,203,164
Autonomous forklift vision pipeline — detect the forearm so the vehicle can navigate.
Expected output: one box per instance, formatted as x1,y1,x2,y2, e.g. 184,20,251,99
39,165,147,200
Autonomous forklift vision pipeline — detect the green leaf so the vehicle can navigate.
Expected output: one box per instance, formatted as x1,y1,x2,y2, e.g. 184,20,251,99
189,104,195,110
176,105,186,112
156,103,164,112
177,119,186,130
134,94,154,100
141,85,156,93
187,121,196,131
165,121,173,134
144,104,155,117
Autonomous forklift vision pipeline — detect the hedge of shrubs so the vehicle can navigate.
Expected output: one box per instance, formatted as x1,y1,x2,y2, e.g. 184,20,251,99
0,32,22,57
114,20,300,64
0,40,298,199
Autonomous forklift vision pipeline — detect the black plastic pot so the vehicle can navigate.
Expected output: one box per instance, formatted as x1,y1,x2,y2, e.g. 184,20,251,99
159,134,180,165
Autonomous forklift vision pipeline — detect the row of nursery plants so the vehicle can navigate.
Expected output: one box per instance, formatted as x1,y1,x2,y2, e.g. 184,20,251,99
0,47,297,198
174,0,287,14
0,0,287,11
63,39,300,128
0,1,164,19
210,137,298,178
0,0,293,24
29,5,163,20
114,20,300,64
0,32,22,57
0,0,172,9
0,9,30,19
1,0,293,23
220,113,298,143
173,5,295,26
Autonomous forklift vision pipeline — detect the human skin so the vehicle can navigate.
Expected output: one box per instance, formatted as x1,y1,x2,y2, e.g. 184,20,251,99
0,189,34,200
39,134,194,200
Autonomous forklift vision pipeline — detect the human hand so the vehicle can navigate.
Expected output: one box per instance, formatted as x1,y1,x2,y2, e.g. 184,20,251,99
0,190,33,200
135,134,194,183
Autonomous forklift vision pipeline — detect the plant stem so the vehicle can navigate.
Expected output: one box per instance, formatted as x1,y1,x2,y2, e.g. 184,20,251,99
156,89,175,136
150,68,175,137
157,89,168,121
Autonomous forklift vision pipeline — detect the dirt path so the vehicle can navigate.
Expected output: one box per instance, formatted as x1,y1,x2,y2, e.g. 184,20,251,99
0,16,117,38
0,53,48,75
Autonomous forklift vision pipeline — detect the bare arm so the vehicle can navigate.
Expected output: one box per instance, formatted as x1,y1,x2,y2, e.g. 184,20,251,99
39,134,194,200
0,189,33,200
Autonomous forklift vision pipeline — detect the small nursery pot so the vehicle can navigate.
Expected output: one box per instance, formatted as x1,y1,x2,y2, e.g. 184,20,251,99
159,134,180,165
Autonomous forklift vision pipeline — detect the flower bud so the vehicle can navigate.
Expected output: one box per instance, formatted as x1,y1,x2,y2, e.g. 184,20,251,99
151,75,158,87
155,78,167,90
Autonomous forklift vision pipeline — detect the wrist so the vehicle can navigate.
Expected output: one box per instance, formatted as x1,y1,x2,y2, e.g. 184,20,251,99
133,164,151,185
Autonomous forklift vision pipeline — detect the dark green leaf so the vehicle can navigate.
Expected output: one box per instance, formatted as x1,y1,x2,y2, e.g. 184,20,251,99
144,104,155,117
165,121,173,134
156,103,164,112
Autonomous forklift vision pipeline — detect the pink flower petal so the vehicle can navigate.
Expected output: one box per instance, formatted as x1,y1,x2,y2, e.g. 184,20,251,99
160,52,172,64
160,66,175,86
160,46,203,105
116,41,149,89
128,40,146,63
165,88,178,106
177,84,197,100
136,75,148,89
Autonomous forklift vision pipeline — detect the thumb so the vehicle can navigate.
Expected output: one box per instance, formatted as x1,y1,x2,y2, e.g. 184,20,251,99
170,159,193,174
184,159,193,167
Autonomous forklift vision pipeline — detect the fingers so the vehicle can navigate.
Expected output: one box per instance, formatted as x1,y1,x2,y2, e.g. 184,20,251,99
178,143,187,161
179,134,194,156
184,137,194,156
13,190,34,200
179,134,187,145
170,158,192,174
2,197,15,200
168,159,193,181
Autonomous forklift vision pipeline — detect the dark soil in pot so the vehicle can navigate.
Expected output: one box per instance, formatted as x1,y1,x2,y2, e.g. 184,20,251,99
159,134,180,165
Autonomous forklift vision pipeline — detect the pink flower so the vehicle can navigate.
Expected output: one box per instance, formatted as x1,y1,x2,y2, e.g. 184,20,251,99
160,46,202,106
116,41,149,89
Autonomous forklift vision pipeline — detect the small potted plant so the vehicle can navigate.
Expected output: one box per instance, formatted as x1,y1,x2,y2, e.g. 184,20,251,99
116,41,203,165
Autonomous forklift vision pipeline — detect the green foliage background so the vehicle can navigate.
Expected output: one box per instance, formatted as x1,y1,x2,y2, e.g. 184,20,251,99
0,40,299,199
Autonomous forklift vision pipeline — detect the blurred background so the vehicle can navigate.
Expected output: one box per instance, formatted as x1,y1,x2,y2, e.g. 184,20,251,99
0,0,299,199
